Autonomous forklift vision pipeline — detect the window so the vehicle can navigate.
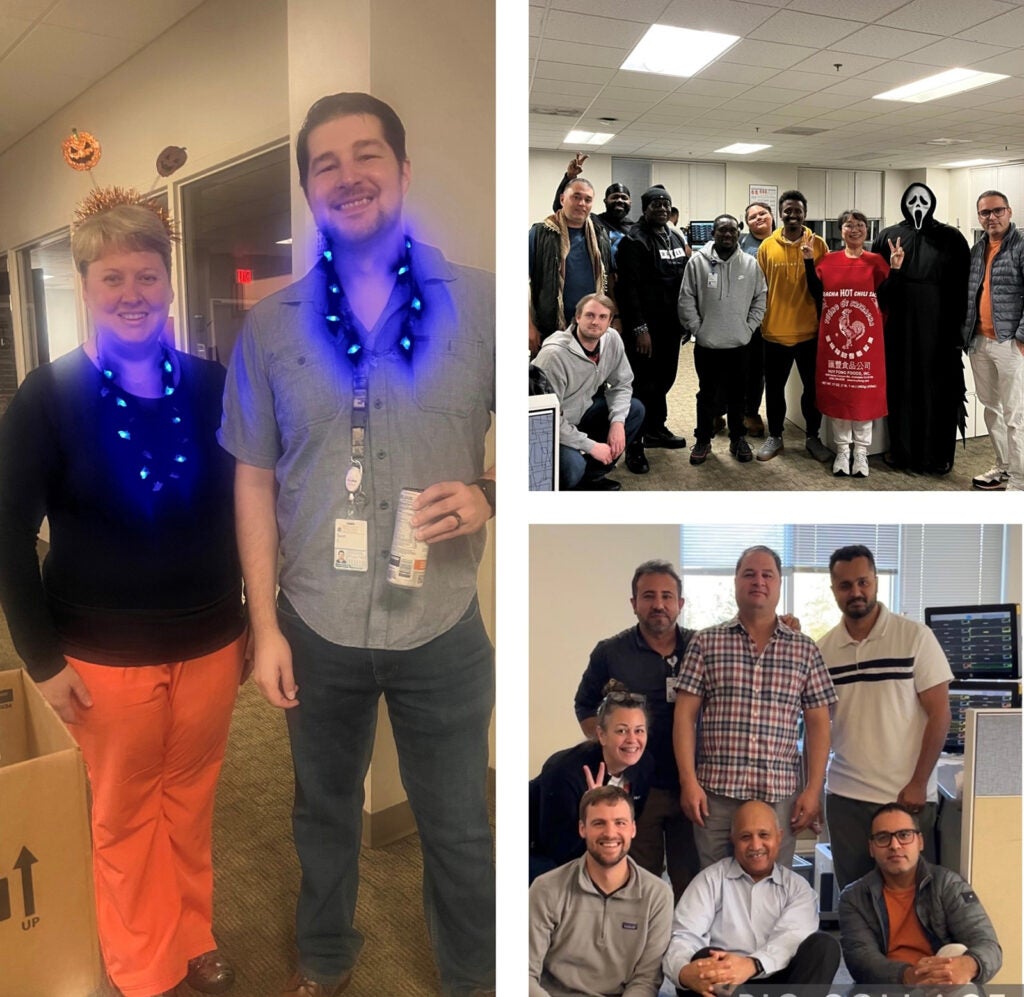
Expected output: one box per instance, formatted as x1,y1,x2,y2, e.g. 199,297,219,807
678,525,1007,640
16,231,77,370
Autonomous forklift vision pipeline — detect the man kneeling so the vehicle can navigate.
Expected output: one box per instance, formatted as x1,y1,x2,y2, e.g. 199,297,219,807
532,293,645,491
839,802,1001,986
529,785,672,995
665,800,840,995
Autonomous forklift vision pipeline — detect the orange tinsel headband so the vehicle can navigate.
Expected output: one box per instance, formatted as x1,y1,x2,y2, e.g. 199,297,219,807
72,186,177,240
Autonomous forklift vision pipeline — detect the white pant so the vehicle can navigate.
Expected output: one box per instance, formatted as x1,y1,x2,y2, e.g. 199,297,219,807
831,418,872,448
970,335,1024,490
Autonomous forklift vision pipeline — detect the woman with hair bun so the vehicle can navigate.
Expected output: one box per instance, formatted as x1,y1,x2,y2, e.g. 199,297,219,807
529,680,652,881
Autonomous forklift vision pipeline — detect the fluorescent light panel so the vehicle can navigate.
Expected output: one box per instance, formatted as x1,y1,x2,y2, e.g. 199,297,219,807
621,24,739,78
564,130,614,146
874,68,1008,103
941,158,1001,168
716,143,771,155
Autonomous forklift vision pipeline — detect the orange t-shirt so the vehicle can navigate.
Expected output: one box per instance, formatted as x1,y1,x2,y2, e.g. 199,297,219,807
884,884,934,965
977,240,999,340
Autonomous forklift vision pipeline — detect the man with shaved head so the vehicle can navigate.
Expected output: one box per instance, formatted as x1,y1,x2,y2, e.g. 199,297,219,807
664,801,840,994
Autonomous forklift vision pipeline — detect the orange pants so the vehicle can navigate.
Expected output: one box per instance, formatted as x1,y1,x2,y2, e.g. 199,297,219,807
67,636,243,997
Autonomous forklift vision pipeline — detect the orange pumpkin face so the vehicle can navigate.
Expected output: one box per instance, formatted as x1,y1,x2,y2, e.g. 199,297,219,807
156,145,188,177
62,129,102,171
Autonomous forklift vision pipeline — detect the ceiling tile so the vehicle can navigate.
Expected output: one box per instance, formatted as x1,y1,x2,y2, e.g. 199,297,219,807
750,9,867,46
878,0,1011,36
831,24,943,58
540,9,648,47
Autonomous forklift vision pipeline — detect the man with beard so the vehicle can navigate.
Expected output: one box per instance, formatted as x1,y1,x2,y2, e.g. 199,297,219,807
574,561,699,901
616,186,691,474
818,545,952,892
531,292,644,491
530,176,612,356
665,801,840,995
529,786,673,997
552,154,634,261
839,803,1001,986
221,92,495,997
873,183,971,474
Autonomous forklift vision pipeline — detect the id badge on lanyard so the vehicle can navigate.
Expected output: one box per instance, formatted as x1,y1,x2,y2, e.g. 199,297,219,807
335,368,369,573
664,653,679,703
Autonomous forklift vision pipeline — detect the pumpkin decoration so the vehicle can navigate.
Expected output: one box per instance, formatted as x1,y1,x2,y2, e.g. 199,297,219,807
156,145,188,177
62,128,102,171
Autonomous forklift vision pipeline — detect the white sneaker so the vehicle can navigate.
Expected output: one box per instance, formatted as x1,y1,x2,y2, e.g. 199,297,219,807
972,466,1009,490
833,445,850,477
852,447,869,478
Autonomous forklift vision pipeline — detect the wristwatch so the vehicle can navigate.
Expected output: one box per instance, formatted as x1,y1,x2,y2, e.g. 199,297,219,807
750,958,765,979
473,477,496,516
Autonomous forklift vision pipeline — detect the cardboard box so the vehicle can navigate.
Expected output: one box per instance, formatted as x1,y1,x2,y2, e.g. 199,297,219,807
0,668,100,996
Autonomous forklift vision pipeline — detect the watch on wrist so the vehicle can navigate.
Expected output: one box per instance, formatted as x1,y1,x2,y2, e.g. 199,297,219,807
751,958,765,979
634,324,649,337
473,477,495,516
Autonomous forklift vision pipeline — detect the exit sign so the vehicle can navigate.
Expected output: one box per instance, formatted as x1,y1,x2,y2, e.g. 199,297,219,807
236,269,253,284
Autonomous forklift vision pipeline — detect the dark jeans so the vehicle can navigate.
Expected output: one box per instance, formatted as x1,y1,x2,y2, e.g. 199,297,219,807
278,595,495,996
694,343,748,444
677,933,841,995
630,785,700,903
826,792,938,892
744,328,765,417
625,323,683,434
763,337,821,438
559,395,645,489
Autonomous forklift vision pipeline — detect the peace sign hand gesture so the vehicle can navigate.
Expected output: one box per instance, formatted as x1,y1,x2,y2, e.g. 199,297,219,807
888,236,905,270
800,230,815,260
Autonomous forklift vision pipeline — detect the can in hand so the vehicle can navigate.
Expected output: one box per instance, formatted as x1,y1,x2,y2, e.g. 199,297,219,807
387,488,429,588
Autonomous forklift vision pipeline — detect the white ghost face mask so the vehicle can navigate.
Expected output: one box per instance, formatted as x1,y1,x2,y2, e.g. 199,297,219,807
902,184,934,231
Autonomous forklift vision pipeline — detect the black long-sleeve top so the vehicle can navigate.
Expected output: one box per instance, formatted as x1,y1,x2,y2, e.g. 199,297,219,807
0,347,244,681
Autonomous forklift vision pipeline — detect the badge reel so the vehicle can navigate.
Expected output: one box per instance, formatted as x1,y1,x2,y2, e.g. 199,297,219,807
665,654,679,703
334,461,369,572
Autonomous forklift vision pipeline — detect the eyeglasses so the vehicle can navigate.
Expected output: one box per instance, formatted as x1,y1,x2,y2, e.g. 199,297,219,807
842,221,867,229
978,207,1008,219
869,828,920,846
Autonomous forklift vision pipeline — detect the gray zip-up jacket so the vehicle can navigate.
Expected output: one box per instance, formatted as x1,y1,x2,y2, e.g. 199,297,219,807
838,860,1001,984
962,222,1024,347
532,326,634,453
677,243,767,349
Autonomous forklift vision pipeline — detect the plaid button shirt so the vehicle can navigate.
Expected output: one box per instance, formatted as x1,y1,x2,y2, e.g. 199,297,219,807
673,616,836,802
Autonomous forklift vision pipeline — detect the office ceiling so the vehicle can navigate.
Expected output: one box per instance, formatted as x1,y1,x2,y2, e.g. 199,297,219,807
0,0,206,156
529,0,1024,169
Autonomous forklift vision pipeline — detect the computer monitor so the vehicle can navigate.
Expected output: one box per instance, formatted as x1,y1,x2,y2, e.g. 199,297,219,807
925,603,1020,680
945,681,1020,753
688,221,715,247
528,393,560,491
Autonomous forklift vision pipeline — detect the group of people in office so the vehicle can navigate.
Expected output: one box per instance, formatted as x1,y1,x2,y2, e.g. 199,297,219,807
529,549,1003,996
0,93,496,997
529,155,1024,492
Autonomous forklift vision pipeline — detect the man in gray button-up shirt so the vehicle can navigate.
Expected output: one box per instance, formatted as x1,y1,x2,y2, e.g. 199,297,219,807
220,92,495,997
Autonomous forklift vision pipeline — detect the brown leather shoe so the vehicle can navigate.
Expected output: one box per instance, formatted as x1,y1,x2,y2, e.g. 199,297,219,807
281,969,352,996
185,950,235,994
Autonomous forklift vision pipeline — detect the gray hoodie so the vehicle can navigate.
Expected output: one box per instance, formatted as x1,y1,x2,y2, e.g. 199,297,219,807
532,326,634,453
678,242,767,349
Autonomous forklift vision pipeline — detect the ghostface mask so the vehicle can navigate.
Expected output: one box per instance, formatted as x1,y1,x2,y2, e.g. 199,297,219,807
901,183,935,231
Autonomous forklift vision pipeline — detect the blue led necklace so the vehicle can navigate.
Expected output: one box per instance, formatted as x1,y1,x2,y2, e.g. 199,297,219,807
319,236,423,516
318,236,422,366
97,343,190,493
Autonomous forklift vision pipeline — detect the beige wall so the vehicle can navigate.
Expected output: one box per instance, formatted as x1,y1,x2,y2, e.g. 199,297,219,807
529,524,678,774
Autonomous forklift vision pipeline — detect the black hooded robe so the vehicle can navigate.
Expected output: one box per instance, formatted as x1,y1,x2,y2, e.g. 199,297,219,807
873,183,971,474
